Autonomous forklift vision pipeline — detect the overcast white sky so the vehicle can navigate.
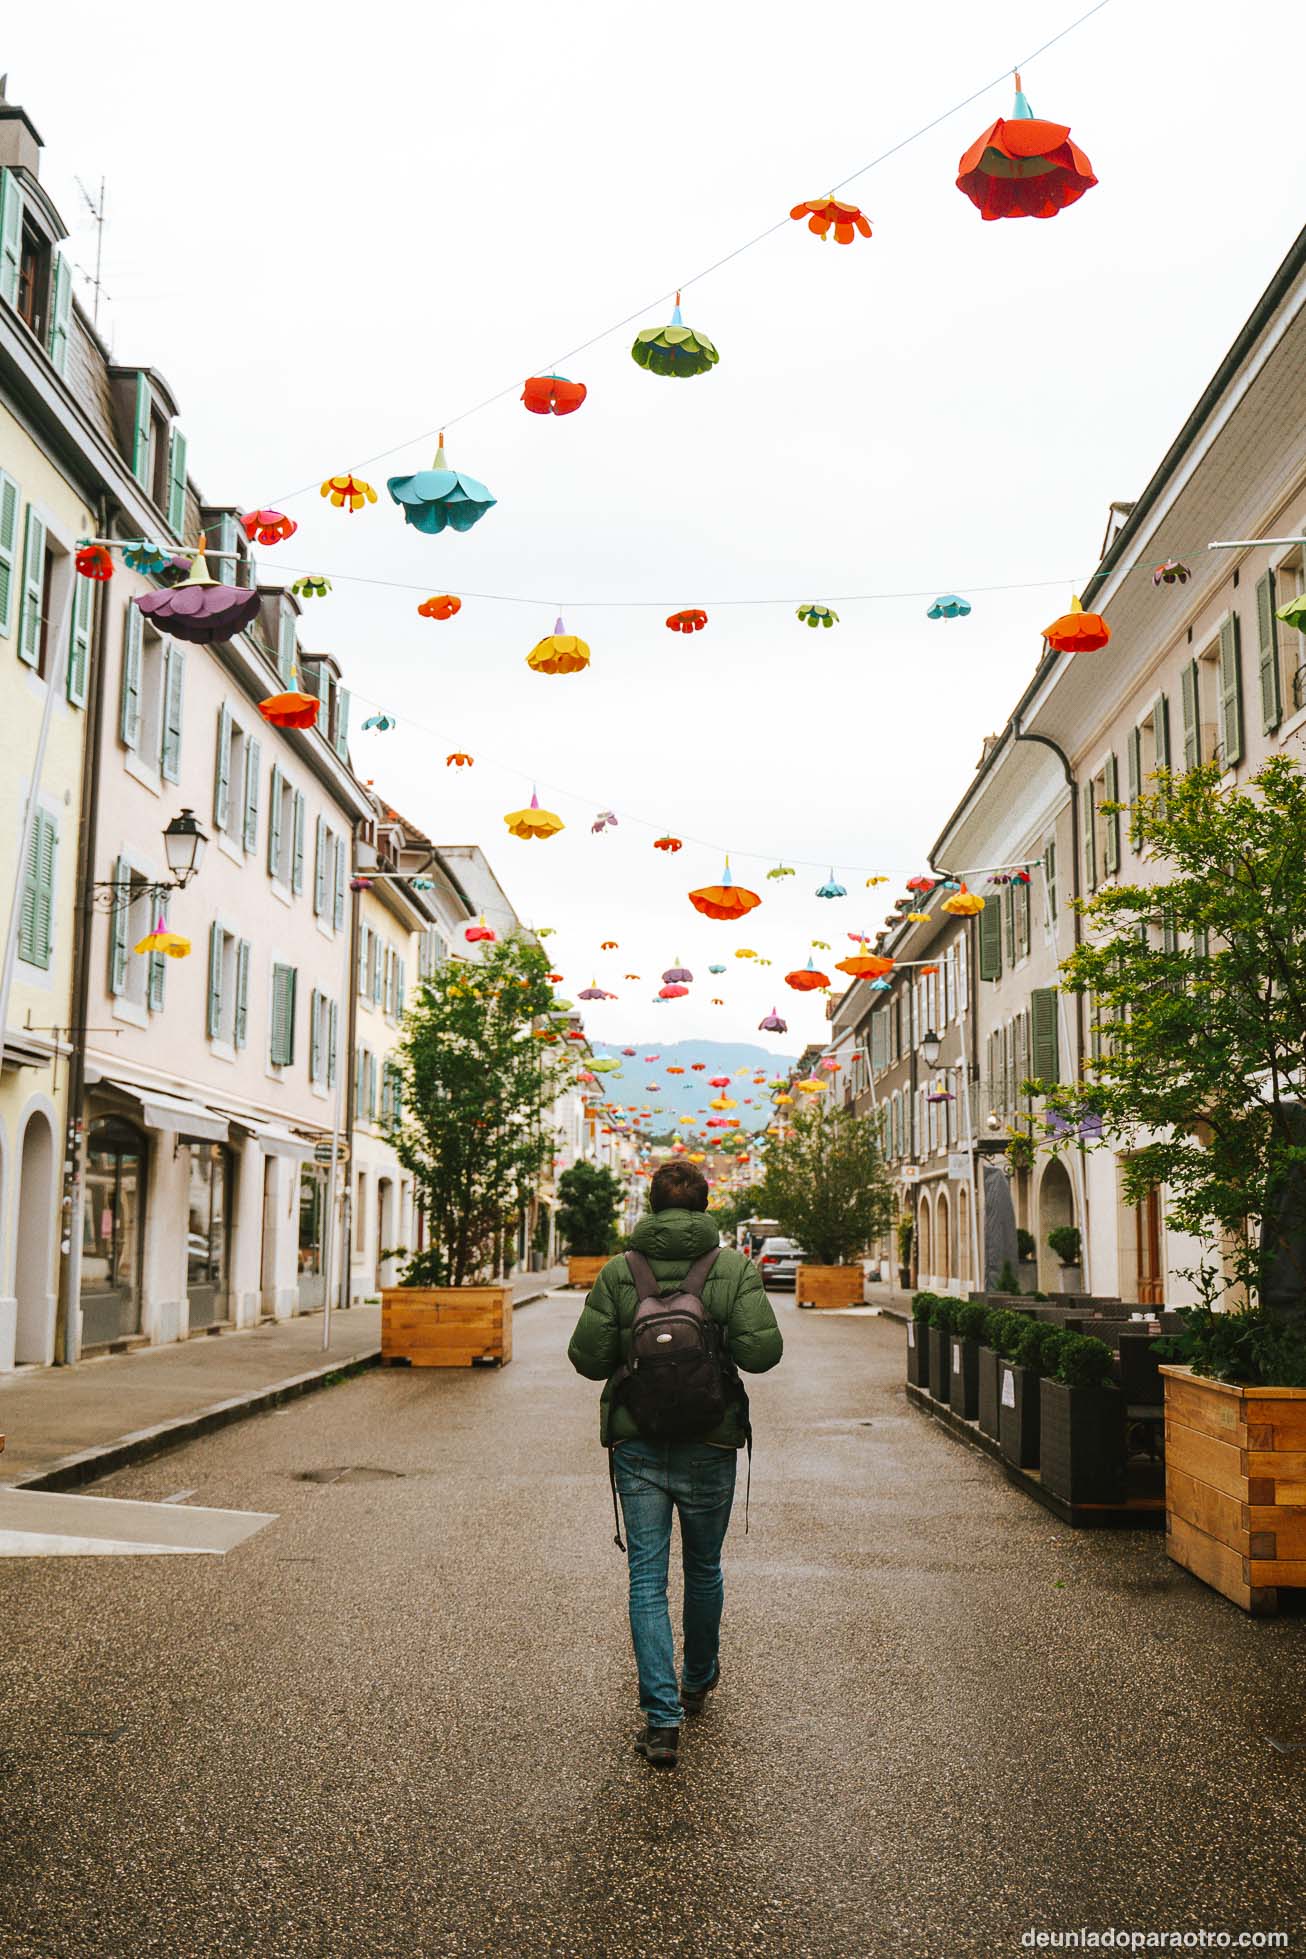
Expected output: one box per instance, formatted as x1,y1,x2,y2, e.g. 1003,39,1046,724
11,2,1306,1053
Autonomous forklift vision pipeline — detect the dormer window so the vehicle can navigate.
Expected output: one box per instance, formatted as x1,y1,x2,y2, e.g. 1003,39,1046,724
0,165,72,377
16,213,48,336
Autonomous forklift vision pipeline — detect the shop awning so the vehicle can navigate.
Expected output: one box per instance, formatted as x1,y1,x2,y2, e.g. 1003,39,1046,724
223,1114,318,1160
99,1080,232,1145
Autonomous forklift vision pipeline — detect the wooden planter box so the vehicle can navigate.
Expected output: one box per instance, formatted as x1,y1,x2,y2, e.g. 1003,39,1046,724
566,1255,608,1289
928,1324,951,1402
999,1361,1041,1468
905,1316,930,1388
949,1334,981,1421
977,1347,1001,1440
381,1285,512,1368
1039,1380,1126,1505
795,1263,864,1309
1161,1365,1306,1615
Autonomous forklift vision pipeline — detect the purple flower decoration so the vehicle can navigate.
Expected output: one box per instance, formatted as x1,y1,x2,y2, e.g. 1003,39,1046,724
759,1009,788,1033
662,963,693,984
577,985,615,1001
134,548,260,645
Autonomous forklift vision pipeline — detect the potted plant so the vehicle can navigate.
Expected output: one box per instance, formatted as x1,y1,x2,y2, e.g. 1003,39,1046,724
759,1104,892,1308
979,1308,1024,1441
949,1301,989,1420
907,1291,935,1389
1046,1224,1083,1295
897,1214,914,1290
999,1319,1064,1469
1016,1228,1037,1267
928,1296,959,1403
1039,1332,1125,1505
556,1159,624,1288
384,935,572,1366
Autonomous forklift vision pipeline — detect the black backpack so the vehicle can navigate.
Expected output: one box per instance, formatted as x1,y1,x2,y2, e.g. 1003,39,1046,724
606,1247,751,1550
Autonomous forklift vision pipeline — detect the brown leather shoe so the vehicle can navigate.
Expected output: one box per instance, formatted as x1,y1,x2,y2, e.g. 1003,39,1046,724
681,1664,720,1716
635,1724,679,1766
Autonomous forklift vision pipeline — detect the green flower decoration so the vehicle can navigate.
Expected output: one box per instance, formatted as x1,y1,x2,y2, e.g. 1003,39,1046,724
797,604,839,629
292,576,332,599
1276,591,1306,633
766,864,796,880
631,300,719,379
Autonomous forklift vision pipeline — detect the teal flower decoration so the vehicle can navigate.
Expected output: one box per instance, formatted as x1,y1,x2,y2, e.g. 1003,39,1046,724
361,713,395,731
388,438,496,536
927,593,971,619
816,871,847,898
124,541,172,574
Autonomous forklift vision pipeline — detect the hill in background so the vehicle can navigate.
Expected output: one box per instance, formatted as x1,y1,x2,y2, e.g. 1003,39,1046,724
590,1040,797,1133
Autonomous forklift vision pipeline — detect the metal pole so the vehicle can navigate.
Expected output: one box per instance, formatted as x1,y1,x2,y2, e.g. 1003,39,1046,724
319,898,353,1352
1208,536,1305,550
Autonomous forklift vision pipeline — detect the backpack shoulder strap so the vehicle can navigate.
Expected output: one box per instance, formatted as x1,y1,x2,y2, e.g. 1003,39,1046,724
679,1245,722,1300
624,1248,658,1300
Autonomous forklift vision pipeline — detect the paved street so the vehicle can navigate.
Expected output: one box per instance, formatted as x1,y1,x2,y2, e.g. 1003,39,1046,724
0,1289,1301,1959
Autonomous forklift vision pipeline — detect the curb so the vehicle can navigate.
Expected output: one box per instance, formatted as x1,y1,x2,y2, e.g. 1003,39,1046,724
5,1346,383,1493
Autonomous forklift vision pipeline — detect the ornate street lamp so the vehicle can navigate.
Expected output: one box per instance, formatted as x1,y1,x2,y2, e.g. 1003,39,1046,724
919,1027,942,1069
93,808,209,911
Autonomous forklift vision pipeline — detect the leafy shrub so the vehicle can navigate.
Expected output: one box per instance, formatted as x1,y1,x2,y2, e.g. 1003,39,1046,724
954,1302,990,1342
1013,1320,1067,1375
1017,1228,1036,1261
1053,1332,1117,1390
986,1309,1025,1358
1047,1225,1082,1266
1155,1305,1306,1389
911,1291,939,1325
997,1260,1021,1294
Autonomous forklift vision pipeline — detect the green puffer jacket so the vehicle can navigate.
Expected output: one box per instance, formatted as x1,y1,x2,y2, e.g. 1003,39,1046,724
567,1208,783,1447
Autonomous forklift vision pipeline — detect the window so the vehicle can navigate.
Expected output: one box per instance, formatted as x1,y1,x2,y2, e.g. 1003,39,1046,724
241,735,261,851
944,947,956,1022
67,558,93,707
1273,548,1305,711
1215,614,1244,766
357,921,372,1001
353,1047,377,1123
418,926,447,978
206,923,252,1048
369,931,382,1007
1081,779,1097,892
0,469,19,637
16,504,53,676
17,809,58,970
269,962,297,1067
120,613,183,779
1014,875,1031,956
956,932,968,1012
380,1060,404,1128
1030,987,1059,1086
16,215,49,339
108,857,174,1014
1190,622,1242,769
215,705,253,835
267,766,304,891
308,988,338,1088
1098,753,1120,877
355,1172,368,1252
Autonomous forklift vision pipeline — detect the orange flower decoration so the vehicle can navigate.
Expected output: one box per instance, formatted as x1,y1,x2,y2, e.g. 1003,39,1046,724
600,940,618,949
790,195,873,244
785,958,830,992
654,835,683,853
919,964,940,976
446,751,474,767
320,474,378,513
259,690,320,729
521,373,587,416
957,77,1096,222
666,609,708,633
527,616,591,676
420,594,461,621
75,544,113,581
241,508,297,546
1042,594,1111,653
835,952,895,980
689,861,762,922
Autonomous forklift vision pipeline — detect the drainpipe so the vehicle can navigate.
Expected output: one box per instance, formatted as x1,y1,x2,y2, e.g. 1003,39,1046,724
55,493,112,1365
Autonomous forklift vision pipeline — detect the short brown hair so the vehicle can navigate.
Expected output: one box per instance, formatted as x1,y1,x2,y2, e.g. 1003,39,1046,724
648,1160,709,1213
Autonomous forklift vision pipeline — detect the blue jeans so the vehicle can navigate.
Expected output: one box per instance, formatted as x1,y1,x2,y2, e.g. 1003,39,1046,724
612,1439,737,1729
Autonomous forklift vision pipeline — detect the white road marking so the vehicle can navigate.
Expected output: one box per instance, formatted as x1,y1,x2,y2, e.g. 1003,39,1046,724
0,1489,277,1557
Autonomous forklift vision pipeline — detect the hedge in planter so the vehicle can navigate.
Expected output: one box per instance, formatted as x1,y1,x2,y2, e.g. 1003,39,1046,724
1039,1332,1126,1505
928,1296,960,1403
948,1301,989,1421
557,1159,625,1286
907,1293,936,1389
999,1320,1065,1469
978,1309,1025,1441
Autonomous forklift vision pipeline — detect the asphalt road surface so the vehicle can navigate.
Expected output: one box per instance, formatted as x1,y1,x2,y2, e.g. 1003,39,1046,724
1,1290,1302,1959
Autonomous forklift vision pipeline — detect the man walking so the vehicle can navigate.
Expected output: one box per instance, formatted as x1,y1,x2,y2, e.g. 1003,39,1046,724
567,1160,783,1767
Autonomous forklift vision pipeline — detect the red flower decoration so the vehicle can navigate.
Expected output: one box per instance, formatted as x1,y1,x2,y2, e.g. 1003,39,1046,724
1043,595,1111,653
75,544,114,581
446,751,474,767
420,595,462,621
666,609,708,634
259,690,320,729
957,77,1096,222
240,509,298,547
521,373,587,416
654,835,683,853
789,196,872,244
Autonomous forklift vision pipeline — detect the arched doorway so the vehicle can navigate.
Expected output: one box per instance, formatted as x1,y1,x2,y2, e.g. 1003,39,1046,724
80,1117,146,1351
375,1176,396,1289
936,1187,953,1288
14,1108,55,1364
917,1192,933,1286
1037,1157,1076,1292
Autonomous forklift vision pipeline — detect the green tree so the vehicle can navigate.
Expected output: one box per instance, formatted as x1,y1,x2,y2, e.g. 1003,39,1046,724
758,1105,893,1266
708,1184,766,1237
391,935,572,1287
1033,756,1306,1338
556,1160,625,1256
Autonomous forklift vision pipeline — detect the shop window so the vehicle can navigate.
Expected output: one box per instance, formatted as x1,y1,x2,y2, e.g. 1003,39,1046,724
186,1145,231,1329
80,1118,145,1348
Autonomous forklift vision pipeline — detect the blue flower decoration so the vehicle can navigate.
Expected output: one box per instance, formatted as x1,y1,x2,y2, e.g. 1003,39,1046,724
815,871,847,898
361,713,395,731
124,540,172,574
387,439,496,536
869,977,892,991
708,964,726,974
927,593,972,619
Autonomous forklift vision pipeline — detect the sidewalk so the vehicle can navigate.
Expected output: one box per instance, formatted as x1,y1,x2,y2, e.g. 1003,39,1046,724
0,1266,566,1491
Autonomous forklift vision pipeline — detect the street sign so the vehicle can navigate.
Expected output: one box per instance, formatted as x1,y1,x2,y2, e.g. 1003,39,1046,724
947,1152,972,1181
901,1164,921,1183
314,1140,350,1165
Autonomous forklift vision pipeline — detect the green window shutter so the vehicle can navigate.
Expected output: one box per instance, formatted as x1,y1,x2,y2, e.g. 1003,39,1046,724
211,512,240,585
242,737,261,852
119,605,142,748
977,897,1001,981
147,892,169,1013
353,1050,362,1122
313,815,327,915
309,988,323,1083
1081,781,1097,892
131,372,152,486
1217,615,1244,766
108,855,129,994
47,252,72,375
213,702,232,828
267,763,283,876
328,999,338,1088
18,811,56,969
1002,884,1014,965
291,791,305,894
870,1009,887,1072
370,932,381,1004
207,922,224,1039
1030,987,1059,1086
67,562,93,706
334,687,350,759
160,641,185,781
284,967,297,1066
1180,660,1200,769
1127,724,1142,806
234,939,250,1048
397,956,405,1018
1152,692,1171,771
1103,752,1120,875
367,1051,376,1120
357,921,370,991
1016,879,1030,957
333,835,346,931
0,469,20,636
1256,573,1282,734
17,505,46,667
1043,837,1057,921
165,428,187,537
277,606,295,684
0,171,22,307
269,964,287,1063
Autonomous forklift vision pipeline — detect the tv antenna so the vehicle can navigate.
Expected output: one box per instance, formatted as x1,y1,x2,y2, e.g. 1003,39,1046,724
73,175,109,329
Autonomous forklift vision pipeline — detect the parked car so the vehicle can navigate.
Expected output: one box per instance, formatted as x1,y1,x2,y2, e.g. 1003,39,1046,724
756,1238,804,1289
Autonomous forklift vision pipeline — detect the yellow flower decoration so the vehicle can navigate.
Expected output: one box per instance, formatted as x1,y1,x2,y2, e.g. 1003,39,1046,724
320,473,378,513
504,791,565,840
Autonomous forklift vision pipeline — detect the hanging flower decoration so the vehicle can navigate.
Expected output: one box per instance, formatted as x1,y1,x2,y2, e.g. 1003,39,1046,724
956,75,1097,222
123,540,171,575
528,616,591,676
624,973,641,980
919,964,940,977
292,576,332,600
666,608,708,634
797,604,839,629
446,751,474,767
907,911,932,923
521,373,587,416
361,713,395,731
759,1008,788,1033
659,983,689,999
241,509,297,547
591,1058,621,1073
135,540,261,646
631,295,719,378
654,834,682,853
1275,591,1306,632
350,877,372,892
797,1079,827,1095
735,948,757,960
942,883,984,916
1153,561,1191,587
926,593,971,619
766,864,795,881
666,1065,685,1075
1043,594,1111,653
709,1095,737,1111
906,875,936,894
689,859,761,922
866,875,888,887
789,195,872,244
388,437,495,536
836,951,894,980
504,790,564,840
786,958,830,992
465,918,496,944
320,473,378,513
133,915,190,959
592,811,618,833
419,595,462,624
820,1059,841,1073
662,964,694,985
815,871,847,899
811,940,831,951
259,664,320,728
75,544,114,581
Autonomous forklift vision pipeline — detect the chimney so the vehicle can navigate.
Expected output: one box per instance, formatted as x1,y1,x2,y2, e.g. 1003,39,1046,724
0,81,43,179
